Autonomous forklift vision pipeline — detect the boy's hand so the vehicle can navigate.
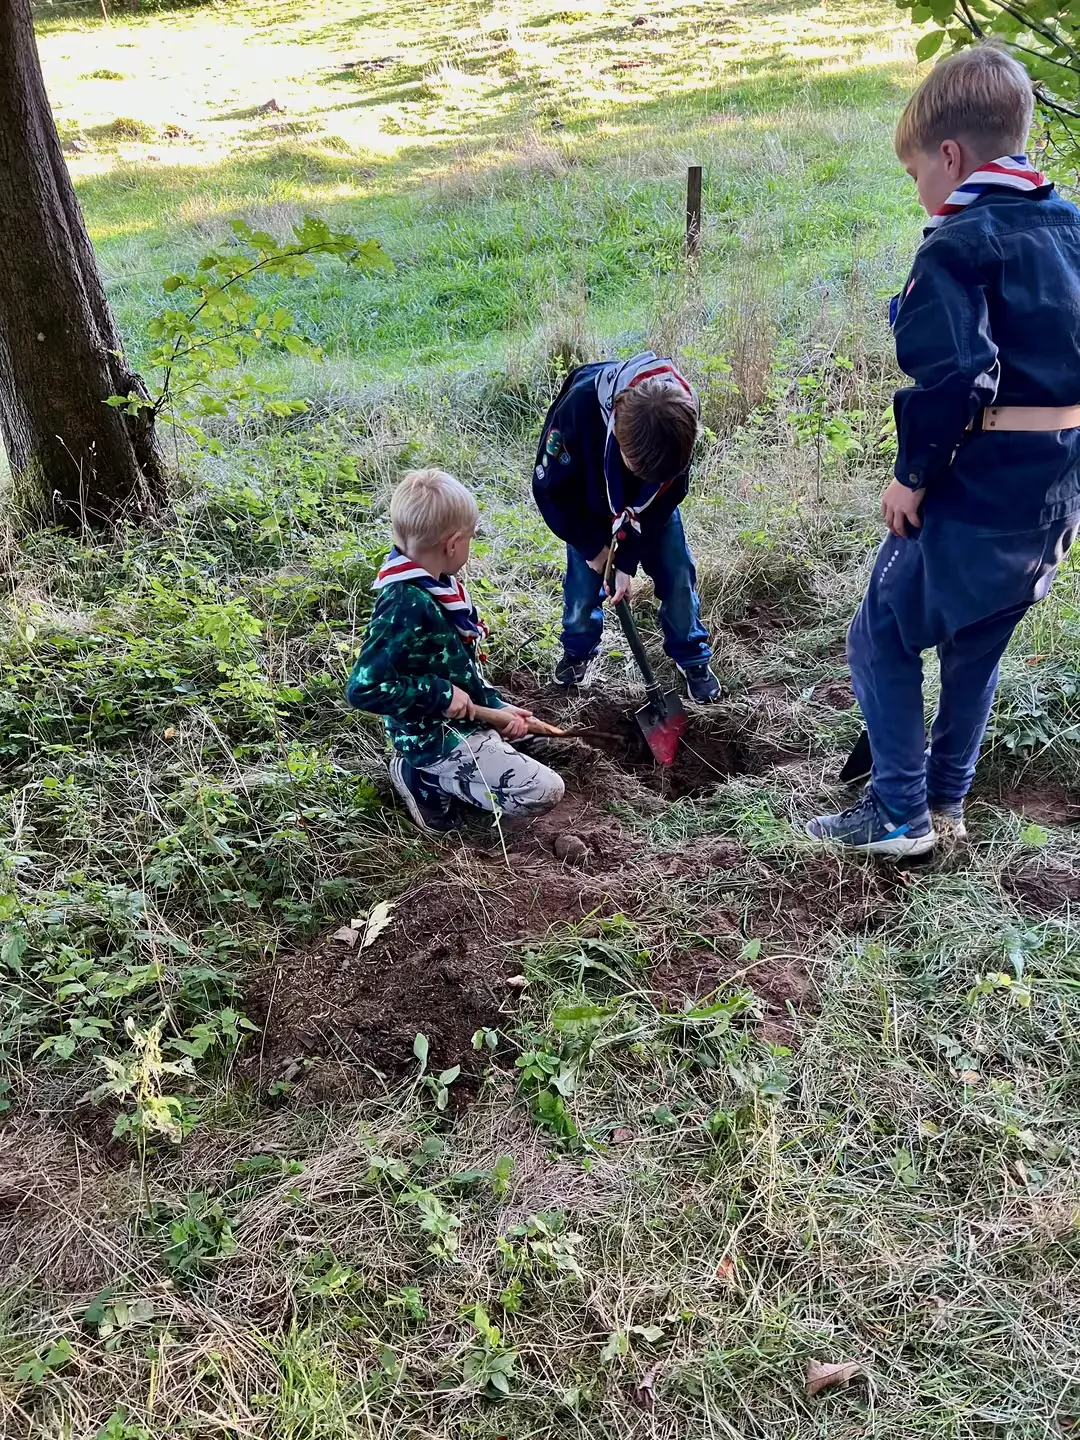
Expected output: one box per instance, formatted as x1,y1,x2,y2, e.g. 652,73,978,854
587,546,610,574
494,704,533,740
882,479,925,537
444,685,475,721
604,569,633,604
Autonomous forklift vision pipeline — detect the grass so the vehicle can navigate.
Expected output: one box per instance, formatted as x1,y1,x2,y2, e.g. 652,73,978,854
3,1,1080,1438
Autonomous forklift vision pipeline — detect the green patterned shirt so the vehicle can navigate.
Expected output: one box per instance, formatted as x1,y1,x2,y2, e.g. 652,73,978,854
346,582,504,764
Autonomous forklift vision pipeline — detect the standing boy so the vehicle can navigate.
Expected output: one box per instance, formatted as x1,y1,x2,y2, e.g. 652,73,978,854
347,469,564,835
809,45,1080,857
532,351,721,701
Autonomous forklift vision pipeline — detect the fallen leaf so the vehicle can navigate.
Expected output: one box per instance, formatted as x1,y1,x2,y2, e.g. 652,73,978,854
959,1069,981,1085
611,1127,635,1145
506,975,529,989
359,899,394,949
806,1359,864,1397
333,926,359,947
632,1363,661,1412
1010,1158,1029,1186
715,1256,736,1283
1026,654,1046,666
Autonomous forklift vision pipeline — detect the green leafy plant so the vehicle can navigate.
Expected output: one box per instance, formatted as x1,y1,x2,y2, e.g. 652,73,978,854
461,1305,517,1398
897,0,1080,178
144,1193,237,1279
108,217,391,452
14,1337,74,1384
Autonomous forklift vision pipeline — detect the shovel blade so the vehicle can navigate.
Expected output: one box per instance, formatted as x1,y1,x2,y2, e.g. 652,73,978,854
839,728,872,785
635,689,687,767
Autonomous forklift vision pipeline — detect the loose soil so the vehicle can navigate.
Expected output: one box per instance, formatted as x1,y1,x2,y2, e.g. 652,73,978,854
993,779,1080,826
1002,853,1080,916
243,684,855,1102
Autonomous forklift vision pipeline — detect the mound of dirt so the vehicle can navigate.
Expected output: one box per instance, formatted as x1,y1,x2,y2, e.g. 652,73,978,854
244,864,620,1097
994,780,1080,826
1003,853,1080,916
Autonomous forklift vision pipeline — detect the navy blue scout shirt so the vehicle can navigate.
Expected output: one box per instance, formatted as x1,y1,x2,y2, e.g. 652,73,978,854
893,188,1080,528
531,363,690,575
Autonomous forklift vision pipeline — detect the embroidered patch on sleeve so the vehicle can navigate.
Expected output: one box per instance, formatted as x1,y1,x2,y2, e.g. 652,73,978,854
544,428,563,458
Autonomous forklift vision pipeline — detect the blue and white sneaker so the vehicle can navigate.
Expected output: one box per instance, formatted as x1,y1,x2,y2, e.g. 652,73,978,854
806,788,936,858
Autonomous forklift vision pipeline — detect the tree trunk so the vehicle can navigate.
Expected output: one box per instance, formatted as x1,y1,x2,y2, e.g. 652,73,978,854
0,0,165,529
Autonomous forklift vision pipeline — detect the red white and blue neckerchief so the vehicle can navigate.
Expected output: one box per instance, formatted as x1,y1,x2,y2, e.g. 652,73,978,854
373,546,489,647
594,351,697,542
923,153,1048,235
890,155,1051,327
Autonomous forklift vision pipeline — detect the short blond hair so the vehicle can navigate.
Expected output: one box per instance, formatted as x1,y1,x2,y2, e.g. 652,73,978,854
895,43,1034,160
390,468,479,552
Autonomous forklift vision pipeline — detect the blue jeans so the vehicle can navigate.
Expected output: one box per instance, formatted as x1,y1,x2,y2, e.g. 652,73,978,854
848,533,1031,819
561,510,711,668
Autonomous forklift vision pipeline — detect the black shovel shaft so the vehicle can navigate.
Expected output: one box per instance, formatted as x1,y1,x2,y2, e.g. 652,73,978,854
613,598,666,714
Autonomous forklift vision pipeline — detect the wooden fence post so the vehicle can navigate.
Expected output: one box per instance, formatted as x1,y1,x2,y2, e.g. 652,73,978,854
686,164,702,260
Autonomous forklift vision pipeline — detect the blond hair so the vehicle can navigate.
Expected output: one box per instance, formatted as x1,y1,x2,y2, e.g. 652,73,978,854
895,43,1034,160
390,468,479,552
614,380,699,485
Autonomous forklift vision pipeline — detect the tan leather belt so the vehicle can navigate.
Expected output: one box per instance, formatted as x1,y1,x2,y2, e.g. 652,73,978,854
980,405,1080,432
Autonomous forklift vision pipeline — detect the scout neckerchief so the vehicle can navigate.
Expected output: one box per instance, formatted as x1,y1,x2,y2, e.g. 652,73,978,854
891,155,1051,326
373,547,489,649
594,352,697,544
923,153,1049,234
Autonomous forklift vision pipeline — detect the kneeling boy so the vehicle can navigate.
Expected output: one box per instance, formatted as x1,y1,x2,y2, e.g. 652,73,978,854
348,468,565,834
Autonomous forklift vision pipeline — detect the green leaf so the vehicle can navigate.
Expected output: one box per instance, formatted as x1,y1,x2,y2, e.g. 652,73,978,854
438,1066,460,1086
413,1032,429,1073
271,308,293,331
916,27,947,59
1020,822,1050,848
162,274,185,292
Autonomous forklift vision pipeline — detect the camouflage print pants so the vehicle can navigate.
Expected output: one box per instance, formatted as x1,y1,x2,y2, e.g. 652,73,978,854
420,728,565,817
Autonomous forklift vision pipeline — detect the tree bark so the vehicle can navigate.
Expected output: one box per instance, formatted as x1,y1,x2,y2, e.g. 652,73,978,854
0,0,165,529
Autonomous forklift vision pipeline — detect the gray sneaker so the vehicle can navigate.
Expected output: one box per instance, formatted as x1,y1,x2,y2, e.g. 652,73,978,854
806,788,937,859
929,800,968,843
389,756,456,835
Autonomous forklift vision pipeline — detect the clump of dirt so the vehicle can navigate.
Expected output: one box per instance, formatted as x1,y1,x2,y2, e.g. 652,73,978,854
813,678,856,711
993,780,1080,826
244,865,616,1097
1003,854,1080,916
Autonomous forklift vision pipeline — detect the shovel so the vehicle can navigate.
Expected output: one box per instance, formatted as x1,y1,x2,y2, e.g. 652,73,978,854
839,727,872,785
604,553,687,767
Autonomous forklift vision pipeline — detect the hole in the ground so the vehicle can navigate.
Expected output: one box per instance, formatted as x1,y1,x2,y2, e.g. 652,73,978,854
501,677,768,800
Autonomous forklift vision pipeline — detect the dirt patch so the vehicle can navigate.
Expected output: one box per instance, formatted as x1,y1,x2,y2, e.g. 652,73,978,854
652,947,812,1048
813,678,856,711
1003,854,1080,916
501,679,774,801
244,864,619,1098
994,780,1080,826
729,601,798,639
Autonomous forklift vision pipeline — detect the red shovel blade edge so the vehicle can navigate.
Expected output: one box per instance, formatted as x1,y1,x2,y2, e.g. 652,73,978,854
635,703,687,767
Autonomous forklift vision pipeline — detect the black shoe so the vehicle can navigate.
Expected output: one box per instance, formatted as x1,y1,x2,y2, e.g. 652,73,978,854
554,652,591,686
678,662,721,703
389,756,456,835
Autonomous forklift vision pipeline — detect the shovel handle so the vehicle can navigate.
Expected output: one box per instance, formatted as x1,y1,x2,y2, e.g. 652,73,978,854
603,545,666,710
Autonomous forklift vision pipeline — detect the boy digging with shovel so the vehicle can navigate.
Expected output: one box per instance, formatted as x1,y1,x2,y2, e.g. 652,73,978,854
532,351,721,703
809,45,1080,858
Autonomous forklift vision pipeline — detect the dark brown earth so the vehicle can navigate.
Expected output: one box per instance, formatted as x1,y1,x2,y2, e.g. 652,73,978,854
1002,853,1080,916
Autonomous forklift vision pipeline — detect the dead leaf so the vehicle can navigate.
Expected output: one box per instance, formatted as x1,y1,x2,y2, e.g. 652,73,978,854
360,899,394,949
163,727,177,740
332,926,359,947
959,1069,981,1085
806,1359,864,1397
611,1127,635,1145
715,1256,736,1283
1010,1158,1029,1186
632,1363,661,1412
506,975,529,989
